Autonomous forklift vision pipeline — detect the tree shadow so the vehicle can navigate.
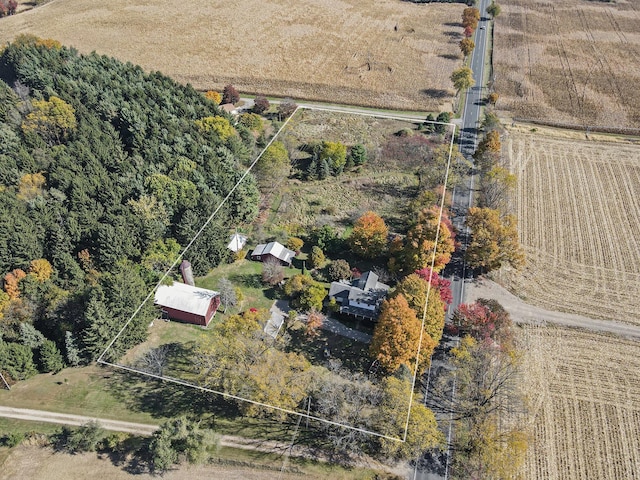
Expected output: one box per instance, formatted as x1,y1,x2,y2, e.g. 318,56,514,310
439,53,460,61
228,272,262,288
421,88,451,99
443,31,462,38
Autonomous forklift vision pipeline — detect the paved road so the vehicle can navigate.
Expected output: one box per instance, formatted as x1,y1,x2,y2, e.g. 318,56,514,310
416,1,492,479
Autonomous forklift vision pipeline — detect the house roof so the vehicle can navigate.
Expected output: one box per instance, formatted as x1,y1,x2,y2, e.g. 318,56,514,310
227,233,248,252
329,271,390,307
154,282,219,317
252,241,296,264
220,103,237,114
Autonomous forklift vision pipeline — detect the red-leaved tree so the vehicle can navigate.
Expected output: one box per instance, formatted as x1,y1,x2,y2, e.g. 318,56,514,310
222,84,240,105
415,267,453,309
453,299,514,350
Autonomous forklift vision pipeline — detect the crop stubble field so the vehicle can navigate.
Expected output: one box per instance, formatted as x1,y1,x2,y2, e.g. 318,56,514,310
493,0,640,129
520,325,640,479
0,0,462,111
498,129,640,325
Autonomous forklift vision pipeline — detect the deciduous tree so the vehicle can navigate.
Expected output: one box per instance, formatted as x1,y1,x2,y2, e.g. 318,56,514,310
487,2,501,18
17,173,46,201
465,207,524,273
262,257,284,286
328,259,351,281
204,90,221,105
375,377,444,459
277,98,297,120
252,95,270,114
305,309,324,338
286,236,304,254
28,258,53,282
221,84,240,104
254,140,290,185
370,295,421,373
451,67,475,94
217,277,237,312
459,38,475,57
349,211,389,258
21,96,77,145
320,141,347,174
462,7,480,30
401,207,455,273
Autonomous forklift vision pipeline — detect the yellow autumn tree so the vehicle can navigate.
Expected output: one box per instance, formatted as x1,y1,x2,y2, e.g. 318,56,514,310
375,376,444,459
194,116,236,141
22,96,77,145
465,207,524,273
402,206,455,273
204,90,222,105
29,259,53,282
17,173,46,201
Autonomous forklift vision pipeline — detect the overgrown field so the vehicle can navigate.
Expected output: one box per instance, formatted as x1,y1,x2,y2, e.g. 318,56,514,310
270,109,452,234
520,325,640,479
498,128,640,325
493,0,640,129
0,0,463,111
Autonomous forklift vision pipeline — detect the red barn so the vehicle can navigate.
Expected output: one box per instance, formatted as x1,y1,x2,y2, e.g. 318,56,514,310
154,282,220,327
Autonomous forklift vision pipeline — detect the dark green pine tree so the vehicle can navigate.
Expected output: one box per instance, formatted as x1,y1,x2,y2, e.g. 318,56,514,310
38,339,65,373
318,159,330,180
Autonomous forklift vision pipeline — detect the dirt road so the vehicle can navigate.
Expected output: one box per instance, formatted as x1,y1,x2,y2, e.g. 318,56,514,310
466,278,640,340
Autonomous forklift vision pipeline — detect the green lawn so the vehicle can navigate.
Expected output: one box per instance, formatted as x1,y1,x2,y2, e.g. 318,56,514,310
196,259,300,315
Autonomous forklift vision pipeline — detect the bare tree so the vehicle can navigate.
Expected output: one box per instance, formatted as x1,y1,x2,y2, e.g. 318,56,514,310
262,257,284,285
217,277,237,313
138,345,171,377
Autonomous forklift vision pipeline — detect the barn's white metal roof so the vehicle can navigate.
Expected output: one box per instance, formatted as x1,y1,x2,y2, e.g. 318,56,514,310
252,241,295,264
154,282,219,316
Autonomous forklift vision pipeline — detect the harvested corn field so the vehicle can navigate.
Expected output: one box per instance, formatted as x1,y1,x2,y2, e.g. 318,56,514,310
520,325,640,479
493,0,640,129
499,128,640,325
0,0,463,111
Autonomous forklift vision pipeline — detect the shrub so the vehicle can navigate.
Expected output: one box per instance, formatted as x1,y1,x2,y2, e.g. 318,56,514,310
286,237,304,253
309,246,325,269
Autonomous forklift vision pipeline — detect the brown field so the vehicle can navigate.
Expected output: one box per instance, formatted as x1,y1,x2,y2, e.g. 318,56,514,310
493,0,640,129
0,0,463,111
519,325,640,479
497,128,640,325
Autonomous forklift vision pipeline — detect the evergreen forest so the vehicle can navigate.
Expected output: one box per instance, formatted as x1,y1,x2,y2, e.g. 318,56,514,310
0,36,260,374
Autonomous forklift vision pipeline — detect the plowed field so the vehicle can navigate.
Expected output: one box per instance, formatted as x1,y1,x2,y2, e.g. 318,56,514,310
520,325,640,480
493,0,640,129
499,129,640,325
0,0,462,111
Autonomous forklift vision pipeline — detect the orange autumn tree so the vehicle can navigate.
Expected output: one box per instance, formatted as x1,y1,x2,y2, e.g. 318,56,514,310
3,269,26,299
349,211,389,258
370,295,421,373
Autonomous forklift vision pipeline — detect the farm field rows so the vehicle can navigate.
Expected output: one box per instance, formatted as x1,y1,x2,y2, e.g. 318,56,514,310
499,128,640,325
493,0,640,129
519,325,640,480
0,0,462,111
